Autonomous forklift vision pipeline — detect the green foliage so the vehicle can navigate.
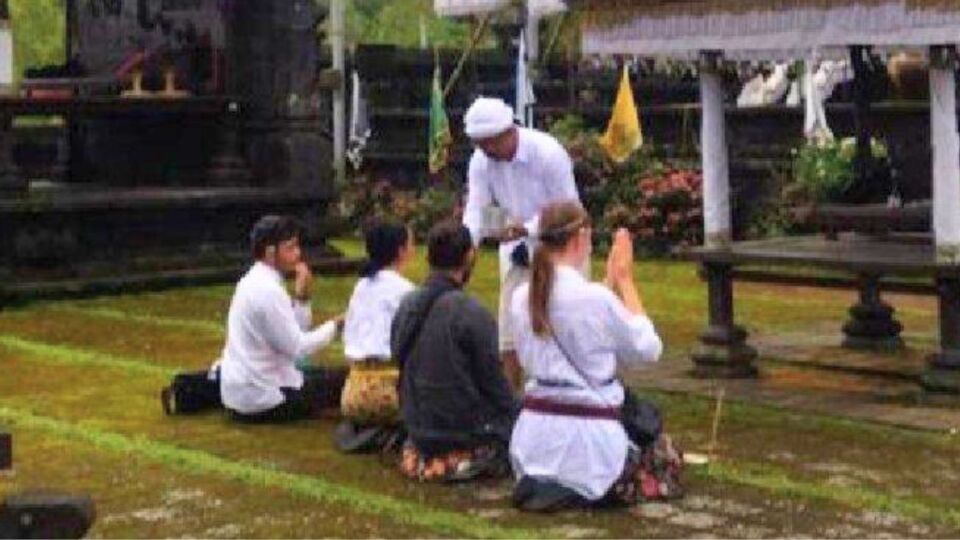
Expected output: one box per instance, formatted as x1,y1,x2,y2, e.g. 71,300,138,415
337,0,471,48
9,0,65,80
791,137,888,204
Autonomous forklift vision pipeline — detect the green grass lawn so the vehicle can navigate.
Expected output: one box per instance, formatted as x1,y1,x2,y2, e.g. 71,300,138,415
1,240,958,538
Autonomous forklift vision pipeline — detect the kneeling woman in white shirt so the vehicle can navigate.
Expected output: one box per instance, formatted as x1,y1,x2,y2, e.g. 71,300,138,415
340,220,416,429
509,201,665,510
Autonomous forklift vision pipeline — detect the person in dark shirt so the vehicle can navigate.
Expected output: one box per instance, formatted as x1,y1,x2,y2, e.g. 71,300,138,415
391,220,518,481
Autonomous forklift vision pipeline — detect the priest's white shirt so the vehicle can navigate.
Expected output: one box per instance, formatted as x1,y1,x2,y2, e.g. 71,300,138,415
509,265,663,500
462,127,580,277
220,262,337,414
343,269,415,360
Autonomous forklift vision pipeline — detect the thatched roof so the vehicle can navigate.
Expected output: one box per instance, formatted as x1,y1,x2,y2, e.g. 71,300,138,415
569,0,960,59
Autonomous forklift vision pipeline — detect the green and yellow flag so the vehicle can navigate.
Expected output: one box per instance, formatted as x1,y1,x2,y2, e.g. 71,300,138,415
599,65,643,163
428,65,452,174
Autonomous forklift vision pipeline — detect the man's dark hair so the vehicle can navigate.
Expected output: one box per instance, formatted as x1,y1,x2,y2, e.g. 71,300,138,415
250,215,304,259
427,220,473,270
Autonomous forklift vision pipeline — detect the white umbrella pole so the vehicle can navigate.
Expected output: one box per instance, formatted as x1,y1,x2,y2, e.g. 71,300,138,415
331,0,346,186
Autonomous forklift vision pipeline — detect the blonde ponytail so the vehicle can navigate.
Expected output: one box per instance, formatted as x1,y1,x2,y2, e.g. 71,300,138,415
528,201,590,337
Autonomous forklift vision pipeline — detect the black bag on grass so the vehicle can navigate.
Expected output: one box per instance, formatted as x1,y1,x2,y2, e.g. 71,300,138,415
161,368,221,415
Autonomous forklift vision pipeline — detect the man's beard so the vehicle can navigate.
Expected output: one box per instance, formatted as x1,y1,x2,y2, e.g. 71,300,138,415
460,260,477,287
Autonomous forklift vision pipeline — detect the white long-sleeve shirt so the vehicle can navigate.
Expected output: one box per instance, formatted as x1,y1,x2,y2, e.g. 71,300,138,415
509,264,663,500
220,262,337,414
343,269,415,361
462,127,580,277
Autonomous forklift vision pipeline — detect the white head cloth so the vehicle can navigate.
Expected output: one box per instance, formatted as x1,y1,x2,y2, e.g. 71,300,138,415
464,97,515,139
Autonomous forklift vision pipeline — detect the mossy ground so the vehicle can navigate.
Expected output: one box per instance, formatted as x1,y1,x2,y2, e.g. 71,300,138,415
1,240,958,538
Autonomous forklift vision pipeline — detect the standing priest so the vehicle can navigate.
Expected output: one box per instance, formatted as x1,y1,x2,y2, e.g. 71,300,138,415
461,96,582,390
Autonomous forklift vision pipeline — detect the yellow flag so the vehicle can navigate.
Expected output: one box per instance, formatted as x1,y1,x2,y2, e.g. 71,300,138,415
599,66,643,163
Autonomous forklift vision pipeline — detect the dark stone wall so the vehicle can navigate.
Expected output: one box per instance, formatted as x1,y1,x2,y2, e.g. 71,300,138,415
227,0,332,193
0,0,339,293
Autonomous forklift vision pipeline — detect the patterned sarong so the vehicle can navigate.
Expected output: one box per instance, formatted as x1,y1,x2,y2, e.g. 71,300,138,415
340,361,400,425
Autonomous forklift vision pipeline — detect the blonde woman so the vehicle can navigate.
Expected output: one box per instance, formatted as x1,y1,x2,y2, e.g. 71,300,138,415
509,201,679,511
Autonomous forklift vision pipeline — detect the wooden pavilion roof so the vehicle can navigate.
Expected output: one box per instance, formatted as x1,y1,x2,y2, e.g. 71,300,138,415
568,0,960,59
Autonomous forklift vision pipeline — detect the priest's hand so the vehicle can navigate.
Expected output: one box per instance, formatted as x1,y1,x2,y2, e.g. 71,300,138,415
332,314,346,334
497,224,528,243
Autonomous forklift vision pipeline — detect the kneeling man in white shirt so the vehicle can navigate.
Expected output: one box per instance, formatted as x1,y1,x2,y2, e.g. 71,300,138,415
219,215,344,423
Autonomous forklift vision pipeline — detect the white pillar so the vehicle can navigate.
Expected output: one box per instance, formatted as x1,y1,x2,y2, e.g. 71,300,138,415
700,55,732,248
930,48,960,263
0,1,13,95
331,0,346,186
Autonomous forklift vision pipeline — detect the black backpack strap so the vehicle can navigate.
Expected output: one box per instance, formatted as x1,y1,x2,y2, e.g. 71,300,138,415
396,284,455,370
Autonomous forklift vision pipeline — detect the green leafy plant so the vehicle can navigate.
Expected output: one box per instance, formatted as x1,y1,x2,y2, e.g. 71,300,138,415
792,137,888,203
10,0,65,82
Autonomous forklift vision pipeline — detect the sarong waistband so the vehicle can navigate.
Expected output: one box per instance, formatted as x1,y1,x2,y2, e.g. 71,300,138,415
349,358,398,370
522,396,620,420
535,377,617,389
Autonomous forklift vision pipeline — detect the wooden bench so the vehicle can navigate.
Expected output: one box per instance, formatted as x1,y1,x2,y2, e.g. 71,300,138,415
680,233,960,392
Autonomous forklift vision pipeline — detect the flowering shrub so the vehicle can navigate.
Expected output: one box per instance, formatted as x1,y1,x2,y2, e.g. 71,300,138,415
602,169,703,254
549,114,702,255
339,177,461,239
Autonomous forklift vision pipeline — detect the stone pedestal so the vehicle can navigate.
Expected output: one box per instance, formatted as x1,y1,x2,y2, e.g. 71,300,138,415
692,262,758,378
842,273,904,350
922,276,960,395
228,0,332,194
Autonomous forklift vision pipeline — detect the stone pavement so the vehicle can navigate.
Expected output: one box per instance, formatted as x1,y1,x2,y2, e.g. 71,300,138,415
625,331,960,433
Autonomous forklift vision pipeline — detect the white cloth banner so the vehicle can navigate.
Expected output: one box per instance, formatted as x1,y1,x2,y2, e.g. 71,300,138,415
582,1,960,60
347,70,371,170
736,63,790,107
515,29,536,128
803,56,851,140
930,66,960,258
803,60,831,141
701,70,731,247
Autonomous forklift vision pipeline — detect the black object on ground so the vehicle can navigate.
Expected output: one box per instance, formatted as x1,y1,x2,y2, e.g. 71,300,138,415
0,493,95,539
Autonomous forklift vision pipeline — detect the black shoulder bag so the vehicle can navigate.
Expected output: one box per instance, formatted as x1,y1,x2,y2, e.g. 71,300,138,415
548,323,662,448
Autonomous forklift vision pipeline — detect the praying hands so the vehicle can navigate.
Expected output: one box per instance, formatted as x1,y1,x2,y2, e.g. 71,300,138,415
605,228,646,316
